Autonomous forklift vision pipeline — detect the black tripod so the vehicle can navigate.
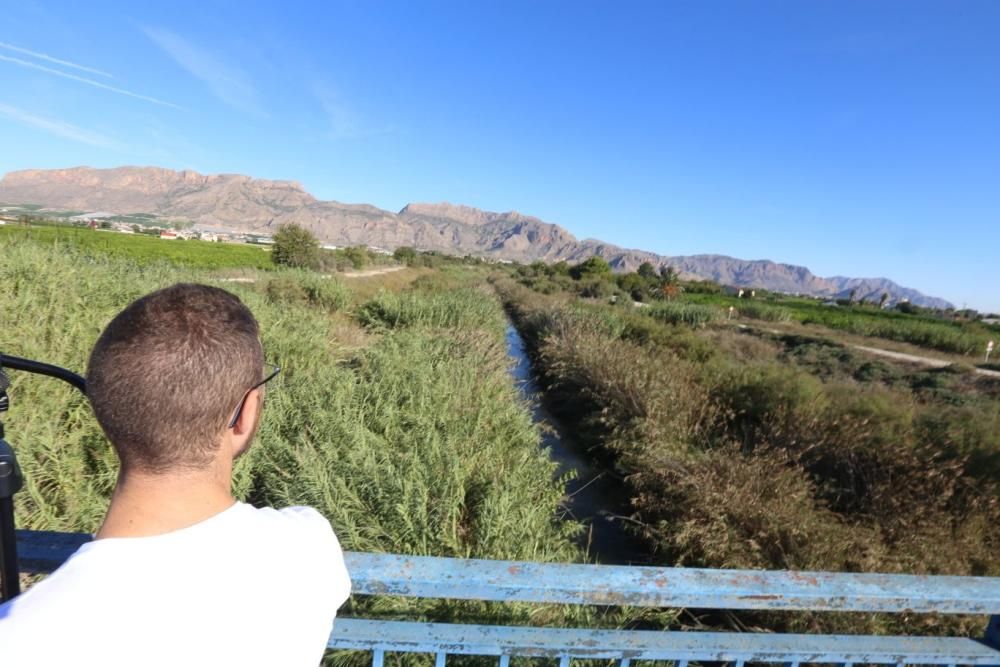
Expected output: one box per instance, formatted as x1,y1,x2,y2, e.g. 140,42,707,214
0,354,86,603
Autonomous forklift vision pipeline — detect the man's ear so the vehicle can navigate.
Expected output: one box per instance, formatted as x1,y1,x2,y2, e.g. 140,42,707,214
230,387,262,458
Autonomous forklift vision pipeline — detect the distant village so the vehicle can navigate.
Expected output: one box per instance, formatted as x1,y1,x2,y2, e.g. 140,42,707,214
0,207,394,255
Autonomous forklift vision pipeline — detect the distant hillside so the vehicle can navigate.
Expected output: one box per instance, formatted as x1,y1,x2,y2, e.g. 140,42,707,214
0,166,954,308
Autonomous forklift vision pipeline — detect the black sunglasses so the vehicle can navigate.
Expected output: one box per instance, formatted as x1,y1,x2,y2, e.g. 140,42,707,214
227,363,280,429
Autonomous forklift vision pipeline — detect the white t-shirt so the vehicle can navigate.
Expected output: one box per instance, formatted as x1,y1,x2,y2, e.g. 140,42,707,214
0,502,352,666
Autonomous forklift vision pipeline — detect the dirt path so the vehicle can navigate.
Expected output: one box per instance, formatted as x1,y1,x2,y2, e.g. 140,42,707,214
338,265,406,279
852,345,1000,378
216,265,406,283
732,321,1000,378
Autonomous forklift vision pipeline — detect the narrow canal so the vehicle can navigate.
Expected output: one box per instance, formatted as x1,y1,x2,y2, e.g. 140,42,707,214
504,323,647,565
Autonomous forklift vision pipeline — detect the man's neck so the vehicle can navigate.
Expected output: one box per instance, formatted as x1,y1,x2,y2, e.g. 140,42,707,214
97,463,236,539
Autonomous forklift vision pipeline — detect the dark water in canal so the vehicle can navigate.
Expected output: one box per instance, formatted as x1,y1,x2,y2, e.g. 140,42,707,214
504,323,647,565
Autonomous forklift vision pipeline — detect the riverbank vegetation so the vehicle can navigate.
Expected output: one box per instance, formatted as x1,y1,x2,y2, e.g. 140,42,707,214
1,236,582,556
497,275,999,635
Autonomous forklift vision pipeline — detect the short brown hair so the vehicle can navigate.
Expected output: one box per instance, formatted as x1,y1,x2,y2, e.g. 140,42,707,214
87,283,263,473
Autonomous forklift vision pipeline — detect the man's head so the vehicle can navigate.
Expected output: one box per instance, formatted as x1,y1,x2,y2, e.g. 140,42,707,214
87,283,264,474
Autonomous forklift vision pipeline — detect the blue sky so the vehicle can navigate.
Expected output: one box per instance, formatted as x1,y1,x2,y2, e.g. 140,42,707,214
1,1,997,311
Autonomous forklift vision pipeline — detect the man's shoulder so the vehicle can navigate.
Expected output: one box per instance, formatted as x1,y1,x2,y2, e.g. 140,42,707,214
236,503,335,539
0,503,351,664
261,503,330,525
230,503,344,562
238,504,352,607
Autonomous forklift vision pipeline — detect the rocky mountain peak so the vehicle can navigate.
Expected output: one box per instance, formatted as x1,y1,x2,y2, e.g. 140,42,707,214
400,202,498,226
0,165,954,308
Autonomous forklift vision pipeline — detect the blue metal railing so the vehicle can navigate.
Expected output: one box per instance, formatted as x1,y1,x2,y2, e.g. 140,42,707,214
16,530,1000,665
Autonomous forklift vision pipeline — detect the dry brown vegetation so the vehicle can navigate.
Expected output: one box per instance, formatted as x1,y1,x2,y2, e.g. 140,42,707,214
497,278,1000,635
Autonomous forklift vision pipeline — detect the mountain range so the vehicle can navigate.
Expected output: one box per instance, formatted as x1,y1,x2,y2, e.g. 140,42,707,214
0,166,953,308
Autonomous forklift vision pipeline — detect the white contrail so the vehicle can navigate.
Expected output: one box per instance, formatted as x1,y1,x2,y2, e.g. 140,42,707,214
0,102,121,149
142,26,262,116
0,40,114,78
0,53,181,110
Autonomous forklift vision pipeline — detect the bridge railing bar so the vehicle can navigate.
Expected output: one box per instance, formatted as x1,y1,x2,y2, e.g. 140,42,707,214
17,530,1000,614
14,529,1000,666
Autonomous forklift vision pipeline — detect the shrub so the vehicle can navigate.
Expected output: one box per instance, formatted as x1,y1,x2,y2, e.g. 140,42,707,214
263,271,350,313
298,273,351,312
738,303,792,322
264,274,308,305
854,360,901,384
271,223,320,270
780,337,862,381
569,256,612,280
342,246,369,270
682,280,724,295
393,246,417,265
318,249,339,272
646,302,721,328
356,288,502,332
630,445,882,571
577,277,615,299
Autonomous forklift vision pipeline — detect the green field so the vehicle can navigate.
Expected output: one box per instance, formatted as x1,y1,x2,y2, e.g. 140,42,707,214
511,260,997,357
681,292,996,356
0,224,273,270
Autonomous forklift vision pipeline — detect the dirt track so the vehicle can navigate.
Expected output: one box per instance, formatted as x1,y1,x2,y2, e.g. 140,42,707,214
732,322,1000,378
338,266,406,279
852,345,1000,378
217,265,406,283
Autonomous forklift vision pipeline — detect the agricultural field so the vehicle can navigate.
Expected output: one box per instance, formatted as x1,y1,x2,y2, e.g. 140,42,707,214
0,203,173,226
684,292,998,359
0,224,273,270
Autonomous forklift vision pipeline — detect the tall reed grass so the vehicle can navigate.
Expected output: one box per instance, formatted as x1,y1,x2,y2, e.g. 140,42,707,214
645,301,722,327
0,237,581,568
